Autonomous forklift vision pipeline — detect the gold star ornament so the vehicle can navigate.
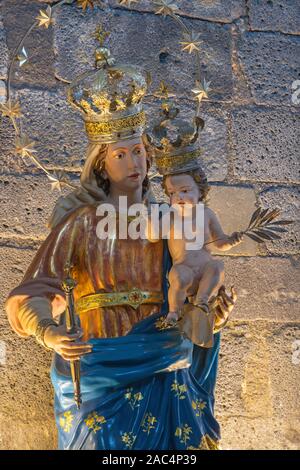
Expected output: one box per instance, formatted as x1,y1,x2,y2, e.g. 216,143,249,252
192,79,211,103
36,6,54,29
180,31,203,54
154,0,179,18
15,135,37,159
48,171,68,192
0,100,22,120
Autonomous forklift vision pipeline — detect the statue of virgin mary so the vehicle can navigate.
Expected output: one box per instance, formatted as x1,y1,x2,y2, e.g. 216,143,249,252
4,44,234,450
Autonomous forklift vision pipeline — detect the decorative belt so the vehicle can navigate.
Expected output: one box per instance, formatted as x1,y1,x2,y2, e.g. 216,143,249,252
75,287,164,314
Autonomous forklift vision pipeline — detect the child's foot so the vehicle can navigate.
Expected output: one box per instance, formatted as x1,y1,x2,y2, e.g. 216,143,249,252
166,311,179,325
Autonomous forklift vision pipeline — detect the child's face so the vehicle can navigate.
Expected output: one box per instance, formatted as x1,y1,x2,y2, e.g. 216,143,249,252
165,174,200,207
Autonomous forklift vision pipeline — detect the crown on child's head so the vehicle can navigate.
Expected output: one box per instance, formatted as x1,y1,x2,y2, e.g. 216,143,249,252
146,81,208,176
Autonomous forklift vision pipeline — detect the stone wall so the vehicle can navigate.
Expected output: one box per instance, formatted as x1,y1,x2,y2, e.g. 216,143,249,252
0,0,299,450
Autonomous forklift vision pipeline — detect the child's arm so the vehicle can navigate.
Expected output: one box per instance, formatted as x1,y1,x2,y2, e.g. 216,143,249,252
206,207,243,251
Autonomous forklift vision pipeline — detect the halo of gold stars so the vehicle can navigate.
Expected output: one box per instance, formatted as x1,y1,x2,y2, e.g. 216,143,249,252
4,0,212,193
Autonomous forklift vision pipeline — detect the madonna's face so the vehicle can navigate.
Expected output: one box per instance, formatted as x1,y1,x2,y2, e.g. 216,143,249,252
103,136,147,193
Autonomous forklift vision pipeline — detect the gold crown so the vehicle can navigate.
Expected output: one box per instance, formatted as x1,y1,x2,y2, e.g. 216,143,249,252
146,82,205,176
68,35,150,143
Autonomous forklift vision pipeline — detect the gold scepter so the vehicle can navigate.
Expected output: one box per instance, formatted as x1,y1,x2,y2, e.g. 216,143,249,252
61,262,82,409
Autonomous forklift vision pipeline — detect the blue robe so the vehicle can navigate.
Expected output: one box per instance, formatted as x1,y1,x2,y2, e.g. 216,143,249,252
50,242,221,450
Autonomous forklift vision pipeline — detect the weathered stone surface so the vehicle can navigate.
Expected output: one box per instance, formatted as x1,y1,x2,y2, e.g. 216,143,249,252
248,0,300,35
222,256,300,321
215,321,300,449
0,245,37,308
111,0,246,23
0,245,55,440
208,184,258,255
237,32,300,105
0,174,75,239
258,186,300,256
53,4,233,102
1,0,56,88
0,17,8,80
0,416,56,450
218,416,300,450
14,87,88,171
0,80,6,103
232,106,300,183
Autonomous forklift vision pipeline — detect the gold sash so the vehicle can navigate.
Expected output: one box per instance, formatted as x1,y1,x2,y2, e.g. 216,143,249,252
75,287,163,314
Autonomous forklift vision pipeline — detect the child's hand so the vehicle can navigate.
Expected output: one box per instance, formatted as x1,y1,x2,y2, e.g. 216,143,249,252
166,311,179,325
228,231,244,247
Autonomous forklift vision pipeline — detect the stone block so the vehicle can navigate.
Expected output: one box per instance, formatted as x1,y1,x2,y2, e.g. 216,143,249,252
258,185,300,255
223,256,300,321
232,106,300,183
0,17,8,80
217,416,300,450
0,244,38,309
0,415,56,450
248,0,300,35
215,322,300,426
0,246,55,430
0,174,74,239
237,32,300,105
208,184,258,255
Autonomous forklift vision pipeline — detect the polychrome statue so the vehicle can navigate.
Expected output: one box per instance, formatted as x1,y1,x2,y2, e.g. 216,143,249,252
4,38,236,450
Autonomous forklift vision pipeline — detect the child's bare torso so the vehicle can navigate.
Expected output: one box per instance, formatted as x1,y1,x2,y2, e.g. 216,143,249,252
167,207,214,278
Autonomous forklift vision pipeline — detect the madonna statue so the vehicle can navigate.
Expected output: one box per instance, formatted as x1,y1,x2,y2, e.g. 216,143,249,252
4,46,236,450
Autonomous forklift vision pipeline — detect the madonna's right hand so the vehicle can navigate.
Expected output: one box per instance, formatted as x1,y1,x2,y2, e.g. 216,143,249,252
44,325,93,361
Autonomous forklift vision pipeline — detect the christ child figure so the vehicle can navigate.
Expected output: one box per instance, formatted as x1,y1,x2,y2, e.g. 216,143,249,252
145,168,243,325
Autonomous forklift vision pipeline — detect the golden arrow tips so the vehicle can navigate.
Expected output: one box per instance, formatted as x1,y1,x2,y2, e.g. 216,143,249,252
0,100,22,120
118,0,139,6
36,6,54,29
154,0,179,18
15,135,37,159
192,79,211,103
180,31,203,54
77,0,95,11
17,47,28,67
